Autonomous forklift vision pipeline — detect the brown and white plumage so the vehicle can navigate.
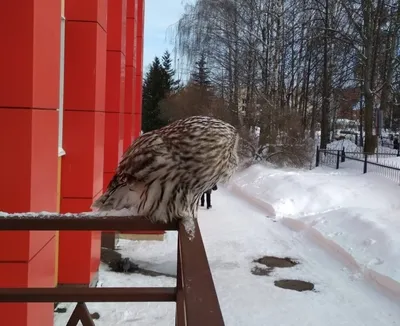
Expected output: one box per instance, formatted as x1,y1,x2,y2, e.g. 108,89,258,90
91,116,239,226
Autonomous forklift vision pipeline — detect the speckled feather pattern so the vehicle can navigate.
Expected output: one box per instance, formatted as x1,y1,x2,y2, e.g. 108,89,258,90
91,116,239,224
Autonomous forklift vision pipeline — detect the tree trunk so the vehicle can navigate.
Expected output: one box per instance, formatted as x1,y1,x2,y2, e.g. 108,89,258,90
320,0,331,149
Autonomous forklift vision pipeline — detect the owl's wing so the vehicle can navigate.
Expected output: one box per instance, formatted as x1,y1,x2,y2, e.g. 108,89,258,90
91,133,168,211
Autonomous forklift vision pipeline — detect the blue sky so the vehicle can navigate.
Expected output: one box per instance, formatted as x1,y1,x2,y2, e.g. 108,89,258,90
143,0,185,73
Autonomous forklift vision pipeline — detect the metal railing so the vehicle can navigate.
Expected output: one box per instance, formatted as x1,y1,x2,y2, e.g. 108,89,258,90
0,214,225,326
316,147,400,183
315,148,342,169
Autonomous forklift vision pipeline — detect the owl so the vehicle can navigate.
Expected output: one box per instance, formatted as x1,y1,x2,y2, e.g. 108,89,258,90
91,116,239,233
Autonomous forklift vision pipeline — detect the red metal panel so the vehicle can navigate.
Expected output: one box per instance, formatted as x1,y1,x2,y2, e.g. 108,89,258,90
32,0,62,109
0,263,29,287
30,109,59,211
90,231,101,281
126,17,134,66
0,109,32,213
61,112,104,198
0,238,56,326
60,110,105,283
59,199,95,285
60,2,107,287
119,108,125,159
104,46,126,172
104,0,127,178
131,0,138,141
123,113,133,150
58,230,92,284
93,111,106,195
0,0,61,109
0,113,58,262
125,1,136,148
62,110,96,198
0,3,33,108
127,0,135,18
95,26,108,113
107,0,127,53
65,0,107,32
27,237,57,288
105,52,126,113
63,22,104,112
104,112,121,172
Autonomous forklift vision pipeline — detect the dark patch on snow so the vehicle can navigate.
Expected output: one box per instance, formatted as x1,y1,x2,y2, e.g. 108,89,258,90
91,312,101,320
102,248,176,278
255,255,299,268
274,279,315,292
251,266,274,276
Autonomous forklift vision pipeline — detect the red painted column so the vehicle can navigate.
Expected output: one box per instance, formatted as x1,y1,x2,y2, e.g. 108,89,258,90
133,0,145,139
103,0,127,189
58,0,107,286
0,1,60,325
124,0,137,151
101,0,127,246
131,0,138,142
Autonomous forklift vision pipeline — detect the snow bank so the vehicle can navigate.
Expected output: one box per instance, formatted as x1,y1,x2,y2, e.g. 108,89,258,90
232,164,400,286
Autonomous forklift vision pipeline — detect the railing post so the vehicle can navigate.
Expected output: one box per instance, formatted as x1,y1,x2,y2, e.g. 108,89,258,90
316,146,320,167
397,147,399,157
341,147,345,162
175,236,185,326
363,154,368,174
336,150,340,169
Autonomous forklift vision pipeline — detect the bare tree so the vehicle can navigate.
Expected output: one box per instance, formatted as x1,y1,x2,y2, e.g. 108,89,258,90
172,0,400,162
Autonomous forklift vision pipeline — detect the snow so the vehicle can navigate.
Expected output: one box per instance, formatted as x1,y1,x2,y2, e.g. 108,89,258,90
53,163,400,325
327,139,359,151
0,210,138,218
58,147,66,157
232,165,400,287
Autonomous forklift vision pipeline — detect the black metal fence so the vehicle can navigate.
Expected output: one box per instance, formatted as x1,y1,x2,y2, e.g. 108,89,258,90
316,147,400,184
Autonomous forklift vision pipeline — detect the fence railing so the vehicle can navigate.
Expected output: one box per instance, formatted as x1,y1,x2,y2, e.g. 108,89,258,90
0,214,225,326
316,147,400,183
315,148,342,169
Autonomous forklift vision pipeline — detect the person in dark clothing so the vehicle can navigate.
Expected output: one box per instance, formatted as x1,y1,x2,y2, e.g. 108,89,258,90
394,137,399,150
200,184,218,209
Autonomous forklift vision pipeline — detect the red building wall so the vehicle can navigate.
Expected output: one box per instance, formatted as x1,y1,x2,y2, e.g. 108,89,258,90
0,1,61,325
0,0,146,324
58,0,108,286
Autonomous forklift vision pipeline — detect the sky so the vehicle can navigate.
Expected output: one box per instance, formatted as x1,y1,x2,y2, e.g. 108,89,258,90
143,0,186,74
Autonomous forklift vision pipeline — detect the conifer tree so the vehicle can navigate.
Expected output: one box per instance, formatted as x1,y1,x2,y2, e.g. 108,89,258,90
142,56,167,132
191,53,211,88
161,50,180,93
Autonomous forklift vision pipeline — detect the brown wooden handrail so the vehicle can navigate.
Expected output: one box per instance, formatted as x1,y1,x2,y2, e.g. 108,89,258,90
0,214,225,326
0,288,177,302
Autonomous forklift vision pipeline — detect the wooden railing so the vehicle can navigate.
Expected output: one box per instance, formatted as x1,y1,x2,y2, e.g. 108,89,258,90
0,214,225,326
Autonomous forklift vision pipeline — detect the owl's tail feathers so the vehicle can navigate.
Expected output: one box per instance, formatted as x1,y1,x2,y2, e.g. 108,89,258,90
91,184,139,212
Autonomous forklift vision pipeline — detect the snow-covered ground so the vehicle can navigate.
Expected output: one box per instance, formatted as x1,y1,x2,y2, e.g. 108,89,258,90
55,164,400,325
